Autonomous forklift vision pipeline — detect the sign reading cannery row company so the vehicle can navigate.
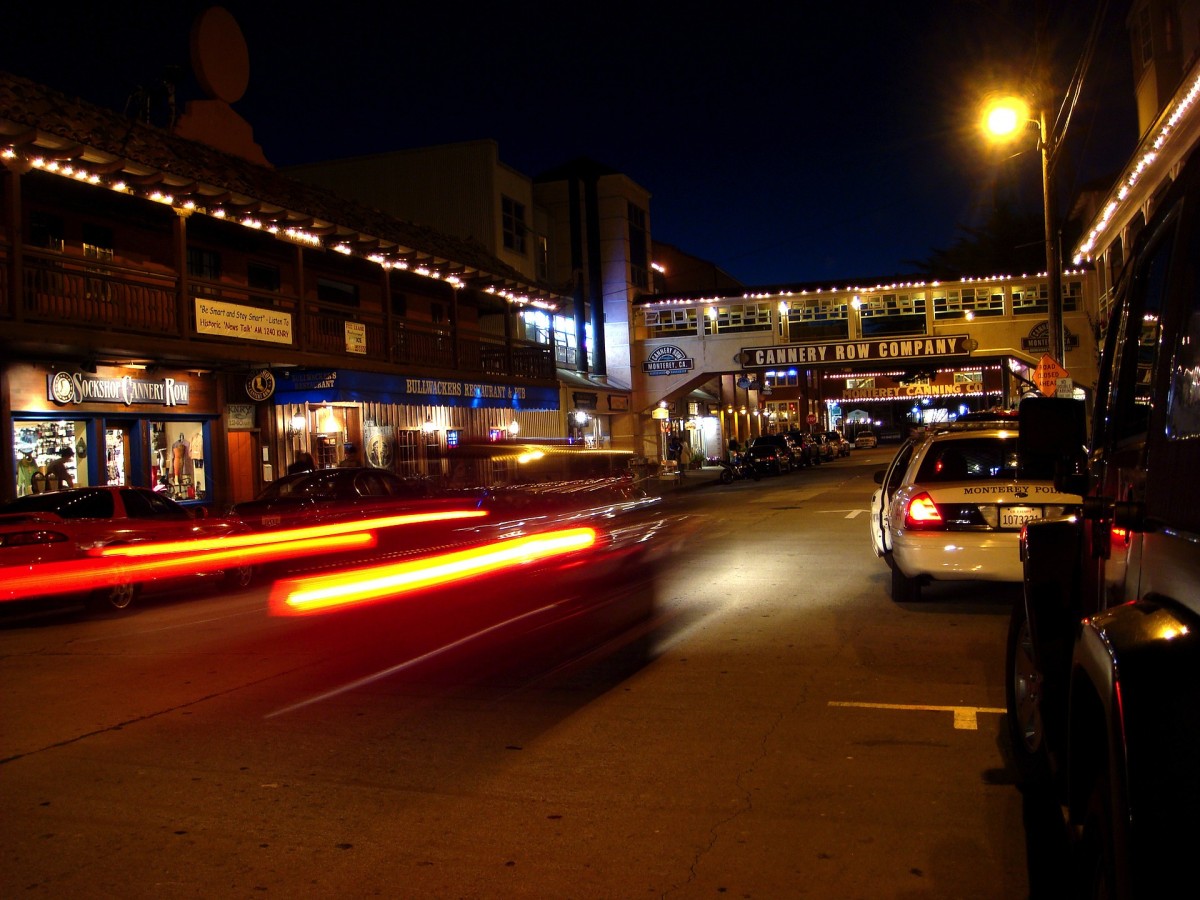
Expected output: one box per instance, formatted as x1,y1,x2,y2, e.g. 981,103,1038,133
740,334,972,367
47,371,191,406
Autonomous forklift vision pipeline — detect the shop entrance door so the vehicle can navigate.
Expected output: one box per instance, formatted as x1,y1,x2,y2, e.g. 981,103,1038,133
226,430,260,506
104,423,133,486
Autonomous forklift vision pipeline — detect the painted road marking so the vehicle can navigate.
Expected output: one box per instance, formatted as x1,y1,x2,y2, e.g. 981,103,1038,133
818,509,868,519
829,700,1006,730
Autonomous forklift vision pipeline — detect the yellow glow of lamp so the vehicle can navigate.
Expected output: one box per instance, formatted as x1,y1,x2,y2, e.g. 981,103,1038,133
982,95,1031,141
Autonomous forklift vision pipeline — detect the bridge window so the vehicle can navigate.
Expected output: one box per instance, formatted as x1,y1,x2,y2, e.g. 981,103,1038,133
644,306,698,337
934,286,1003,319
860,292,927,336
703,303,773,335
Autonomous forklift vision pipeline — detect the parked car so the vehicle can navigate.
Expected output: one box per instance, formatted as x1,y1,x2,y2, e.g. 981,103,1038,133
745,435,794,475
869,420,1080,602
825,431,852,457
1009,149,1200,898
0,486,250,611
854,431,878,449
786,430,822,466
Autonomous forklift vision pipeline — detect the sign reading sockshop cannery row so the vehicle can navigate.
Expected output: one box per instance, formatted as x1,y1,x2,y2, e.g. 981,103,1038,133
47,371,191,406
740,334,972,367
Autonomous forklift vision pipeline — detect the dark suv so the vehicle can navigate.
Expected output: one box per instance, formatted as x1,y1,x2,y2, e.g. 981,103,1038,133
1010,151,1200,897
746,434,796,475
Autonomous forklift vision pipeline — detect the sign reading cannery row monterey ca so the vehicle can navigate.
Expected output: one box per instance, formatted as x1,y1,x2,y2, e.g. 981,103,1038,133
740,334,972,367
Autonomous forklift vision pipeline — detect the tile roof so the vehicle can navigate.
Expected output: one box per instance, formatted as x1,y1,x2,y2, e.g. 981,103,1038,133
0,69,556,302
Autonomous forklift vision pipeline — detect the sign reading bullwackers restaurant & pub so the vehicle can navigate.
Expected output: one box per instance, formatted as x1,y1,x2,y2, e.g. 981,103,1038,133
740,334,972,367
47,371,190,406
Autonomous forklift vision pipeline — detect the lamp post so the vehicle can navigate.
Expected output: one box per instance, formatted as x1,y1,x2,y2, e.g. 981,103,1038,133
983,95,1064,364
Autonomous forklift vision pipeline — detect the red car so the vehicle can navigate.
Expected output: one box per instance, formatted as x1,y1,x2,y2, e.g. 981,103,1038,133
0,486,251,612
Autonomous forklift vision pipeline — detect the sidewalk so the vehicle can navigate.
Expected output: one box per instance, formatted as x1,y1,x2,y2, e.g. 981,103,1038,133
643,464,725,496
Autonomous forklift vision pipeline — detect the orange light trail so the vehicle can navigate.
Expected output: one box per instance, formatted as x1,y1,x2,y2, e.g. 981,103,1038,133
90,509,488,558
0,533,375,603
271,526,599,615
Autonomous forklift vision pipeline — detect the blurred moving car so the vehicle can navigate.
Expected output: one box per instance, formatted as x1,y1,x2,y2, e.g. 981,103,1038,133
0,486,250,611
442,443,646,508
854,431,877,449
870,417,1080,602
230,466,439,530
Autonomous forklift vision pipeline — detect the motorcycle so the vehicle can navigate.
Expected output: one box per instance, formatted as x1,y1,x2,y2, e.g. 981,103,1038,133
717,454,761,484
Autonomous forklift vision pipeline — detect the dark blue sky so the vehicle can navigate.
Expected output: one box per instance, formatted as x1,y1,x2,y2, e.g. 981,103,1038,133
3,1,1137,287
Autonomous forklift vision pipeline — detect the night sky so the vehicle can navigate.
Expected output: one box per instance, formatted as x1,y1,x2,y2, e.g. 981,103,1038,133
2,1,1138,288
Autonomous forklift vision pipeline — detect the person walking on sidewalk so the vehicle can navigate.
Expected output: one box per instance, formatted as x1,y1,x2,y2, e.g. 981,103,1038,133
679,440,692,477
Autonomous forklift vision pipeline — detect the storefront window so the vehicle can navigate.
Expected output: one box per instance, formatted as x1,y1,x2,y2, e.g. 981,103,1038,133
150,421,208,501
14,420,88,495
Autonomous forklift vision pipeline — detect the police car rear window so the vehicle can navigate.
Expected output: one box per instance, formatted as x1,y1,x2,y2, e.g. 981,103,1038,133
914,437,1020,482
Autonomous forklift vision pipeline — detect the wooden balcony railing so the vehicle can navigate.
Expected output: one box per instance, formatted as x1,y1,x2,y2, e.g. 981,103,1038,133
2,251,556,381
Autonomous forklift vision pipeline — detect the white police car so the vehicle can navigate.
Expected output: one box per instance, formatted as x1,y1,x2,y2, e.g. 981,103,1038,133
870,416,1080,602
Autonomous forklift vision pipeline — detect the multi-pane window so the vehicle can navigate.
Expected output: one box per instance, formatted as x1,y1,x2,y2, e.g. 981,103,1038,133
703,303,773,335
502,195,527,255
82,223,114,301
187,248,221,281
643,306,698,337
316,277,358,307
628,202,649,289
247,261,280,293
932,287,1002,319
29,211,64,251
187,247,221,296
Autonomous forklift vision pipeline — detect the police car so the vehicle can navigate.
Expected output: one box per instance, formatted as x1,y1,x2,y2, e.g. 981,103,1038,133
870,415,1080,602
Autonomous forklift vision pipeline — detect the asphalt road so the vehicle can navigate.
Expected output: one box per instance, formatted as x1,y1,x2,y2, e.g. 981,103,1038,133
1,449,1063,898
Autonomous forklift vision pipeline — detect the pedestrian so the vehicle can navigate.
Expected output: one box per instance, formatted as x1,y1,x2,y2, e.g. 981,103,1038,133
288,451,316,474
667,434,682,473
679,440,692,477
46,446,74,490
338,442,361,467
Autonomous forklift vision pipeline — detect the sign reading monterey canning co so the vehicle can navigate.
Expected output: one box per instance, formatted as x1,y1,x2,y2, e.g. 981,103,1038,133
740,334,972,367
642,345,695,376
48,371,190,406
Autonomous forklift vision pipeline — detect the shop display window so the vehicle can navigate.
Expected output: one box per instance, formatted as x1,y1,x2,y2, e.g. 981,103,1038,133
14,420,88,496
150,421,208,501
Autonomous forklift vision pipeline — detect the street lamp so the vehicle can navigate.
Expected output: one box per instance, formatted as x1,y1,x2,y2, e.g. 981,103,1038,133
981,94,1064,364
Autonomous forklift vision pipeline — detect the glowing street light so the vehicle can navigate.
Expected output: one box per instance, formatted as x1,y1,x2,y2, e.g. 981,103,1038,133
981,93,1064,364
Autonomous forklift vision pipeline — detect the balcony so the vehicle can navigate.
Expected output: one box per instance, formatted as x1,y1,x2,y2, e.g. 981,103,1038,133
1,250,555,381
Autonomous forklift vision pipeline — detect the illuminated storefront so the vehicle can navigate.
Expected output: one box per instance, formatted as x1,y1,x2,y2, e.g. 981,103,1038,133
5,362,219,503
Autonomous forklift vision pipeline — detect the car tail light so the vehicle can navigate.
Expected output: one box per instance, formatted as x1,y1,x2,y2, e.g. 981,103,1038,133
903,492,944,529
0,529,70,548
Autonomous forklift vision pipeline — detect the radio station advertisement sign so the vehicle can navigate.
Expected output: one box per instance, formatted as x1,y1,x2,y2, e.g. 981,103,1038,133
195,299,293,345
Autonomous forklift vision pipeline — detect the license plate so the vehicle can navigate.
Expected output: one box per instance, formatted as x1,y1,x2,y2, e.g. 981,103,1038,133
262,515,280,527
1000,506,1041,528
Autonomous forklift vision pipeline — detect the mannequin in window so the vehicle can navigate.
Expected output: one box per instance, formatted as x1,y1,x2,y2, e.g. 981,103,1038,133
172,433,190,483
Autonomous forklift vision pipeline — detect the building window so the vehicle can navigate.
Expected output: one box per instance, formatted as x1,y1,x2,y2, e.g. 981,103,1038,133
391,291,407,317
628,202,648,289
502,195,527,254
29,211,64,251
535,234,549,282
316,277,358,307
187,247,221,297
247,261,280,293
187,247,221,281
82,223,114,301
431,302,446,325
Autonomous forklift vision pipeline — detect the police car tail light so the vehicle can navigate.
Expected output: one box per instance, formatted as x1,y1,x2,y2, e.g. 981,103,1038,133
904,493,944,528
